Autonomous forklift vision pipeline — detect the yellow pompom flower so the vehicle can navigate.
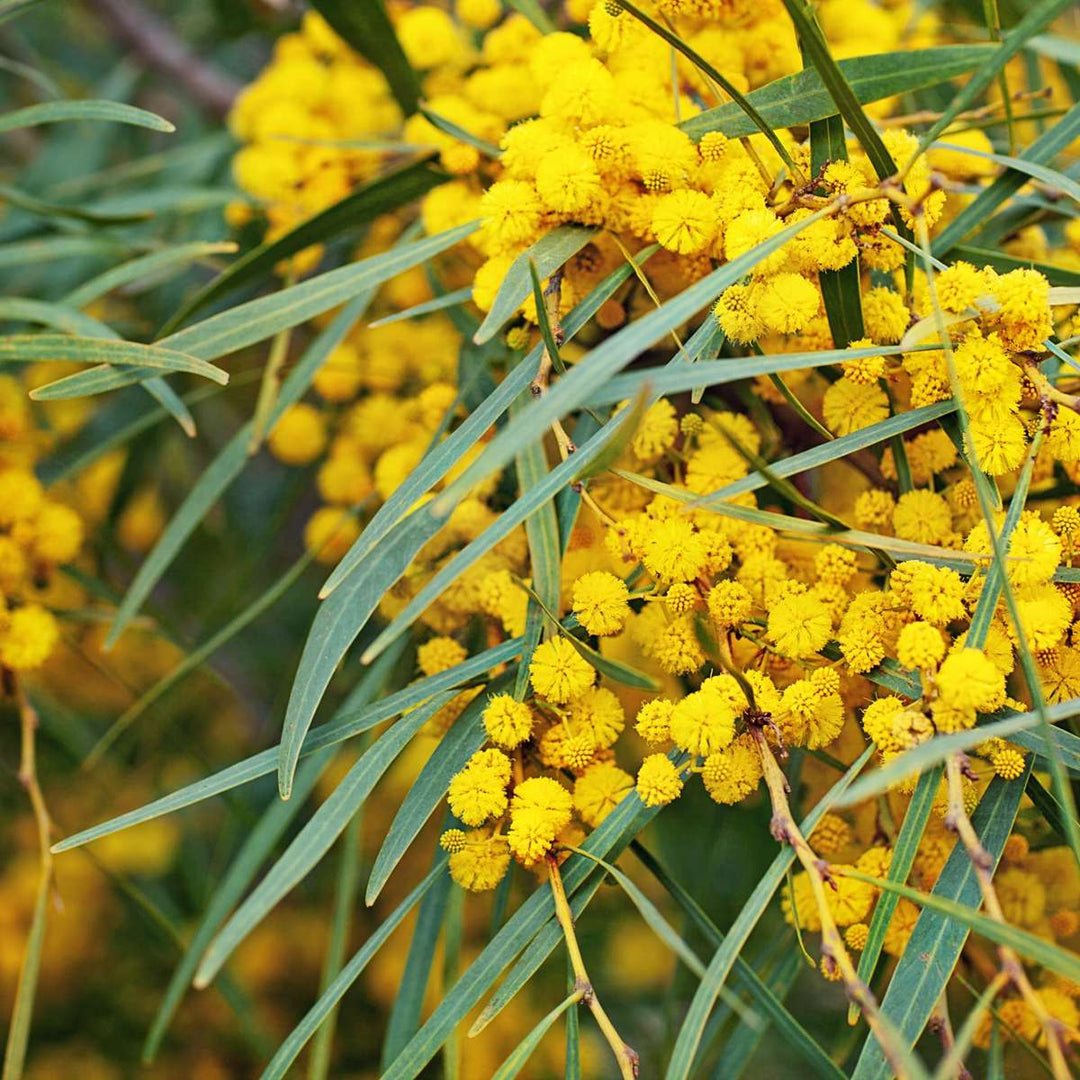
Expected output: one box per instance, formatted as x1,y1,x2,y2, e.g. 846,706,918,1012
755,273,820,335
507,776,573,864
724,208,786,273
1007,513,1061,587
862,287,909,343
702,737,761,804
529,636,595,703
572,570,630,636
935,648,1005,715
447,751,511,826
479,179,545,254
636,754,683,807
0,469,44,527
935,261,986,313
992,747,1026,780
669,690,737,757
650,189,716,255
303,507,361,565
449,832,511,891
713,283,764,344
845,923,870,951
0,604,59,670
635,699,674,744
417,636,467,677
768,593,832,659
896,621,946,671
268,403,327,465
482,694,534,749
892,489,952,546
822,378,889,436
641,517,708,582
574,761,633,825
31,502,83,564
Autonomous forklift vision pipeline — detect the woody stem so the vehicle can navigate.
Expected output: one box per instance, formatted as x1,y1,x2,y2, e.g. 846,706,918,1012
547,855,639,1079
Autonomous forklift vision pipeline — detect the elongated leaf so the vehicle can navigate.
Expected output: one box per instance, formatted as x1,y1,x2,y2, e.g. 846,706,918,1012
1,335,227,390
381,853,452,1068
62,241,237,309
932,140,1080,203
811,114,864,347
850,766,941,1025
369,287,472,328
1,871,48,1079
50,636,516,853
0,99,174,134
138,221,474,372
851,770,1029,1080
320,247,652,598
0,235,127,270
491,993,581,1080
0,298,118,337
103,295,371,648
365,675,509,904
681,45,996,141
259,866,442,1080
914,0,1074,158
632,843,844,1080
663,746,874,1080
159,158,446,333
474,226,597,344
194,691,454,989
309,0,420,116
142,749,333,1062
568,846,707,979
852,863,1080,983
948,244,1080,287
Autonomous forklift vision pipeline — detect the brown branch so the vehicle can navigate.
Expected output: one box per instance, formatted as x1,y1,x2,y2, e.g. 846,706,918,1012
83,0,241,117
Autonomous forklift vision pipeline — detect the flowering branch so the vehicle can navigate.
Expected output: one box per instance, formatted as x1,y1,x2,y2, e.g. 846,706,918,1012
752,730,916,1078
547,854,639,1079
943,754,1072,1080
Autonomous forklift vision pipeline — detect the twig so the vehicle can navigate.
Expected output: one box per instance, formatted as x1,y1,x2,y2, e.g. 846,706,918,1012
547,855,639,1079
82,0,241,117
929,989,970,1080
944,754,1072,1080
753,730,916,1079
529,268,577,461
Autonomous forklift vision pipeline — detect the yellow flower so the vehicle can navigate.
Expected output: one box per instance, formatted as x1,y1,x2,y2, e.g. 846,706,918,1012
482,693,534,749
572,570,630,636
822,377,889,436
268,403,327,466
650,189,716,255
702,737,762,804
417,636,467,677
574,761,633,825
935,648,1005,715
669,690,736,757
635,699,674,744
529,636,595,703
641,517,708,582
707,579,752,626
636,754,683,807
754,273,820,335
768,593,832,659
449,832,511,891
896,621,946,671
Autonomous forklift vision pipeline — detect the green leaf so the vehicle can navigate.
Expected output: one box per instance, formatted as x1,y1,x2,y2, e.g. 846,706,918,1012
259,866,442,1080
365,675,509,905
680,46,996,141
664,746,875,1080
382,856,452,1068
62,240,238,310
49,636,515,854
491,993,582,1080
810,114,864,347
565,847,707,980
159,158,447,334
86,542,319,767
1,870,48,1079
103,295,372,649
193,691,455,989
573,384,648,484
152,222,476,373
850,766,941,1025
368,287,472,328
913,0,1075,160
474,226,597,345
7,335,229,395
632,843,844,1080
419,106,501,158
0,99,174,134
308,813,365,1080
851,772,1028,1080
319,249,650,599
142,750,334,1062
0,235,128,270
309,0,421,115
931,139,1080,204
